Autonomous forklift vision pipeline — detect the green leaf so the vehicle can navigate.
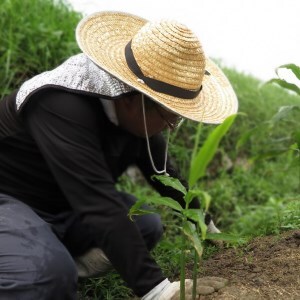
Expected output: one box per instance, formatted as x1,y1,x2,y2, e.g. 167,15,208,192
185,190,211,211
152,175,187,195
199,191,211,212
236,122,270,150
188,114,237,187
183,209,207,239
289,143,299,151
276,63,300,81
249,147,290,164
292,132,300,146
266,78,300,95
250,148,290,162
145,196,183,212
182,221,203,257
128,208,157,220
271,105,300,123
191,122,203,163
184,190,202,206
128,195,183,220
51,30,64,40
206,233,247,245
128,199,148,220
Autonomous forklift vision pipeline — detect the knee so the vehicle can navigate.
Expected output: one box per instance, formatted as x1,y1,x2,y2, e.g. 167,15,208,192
44,247,77,284
138,213,164,250
37,247,77,299
119,192,164,249
150,213,164,242
0,244,77,299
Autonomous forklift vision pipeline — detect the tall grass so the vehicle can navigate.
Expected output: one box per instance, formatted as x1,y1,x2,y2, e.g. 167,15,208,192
0,0,81,98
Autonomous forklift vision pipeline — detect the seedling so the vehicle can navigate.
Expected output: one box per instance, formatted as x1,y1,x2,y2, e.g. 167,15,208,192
130,114,237,299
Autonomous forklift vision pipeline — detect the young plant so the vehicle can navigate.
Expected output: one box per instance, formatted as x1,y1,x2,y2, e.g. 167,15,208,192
129,114,237,299
267,64,300,96
237,64,300,189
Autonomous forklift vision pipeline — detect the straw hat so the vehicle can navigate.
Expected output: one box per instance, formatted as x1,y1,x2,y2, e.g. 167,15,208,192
76,11,238,124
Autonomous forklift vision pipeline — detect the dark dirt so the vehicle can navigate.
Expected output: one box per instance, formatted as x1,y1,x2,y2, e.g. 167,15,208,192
195,230,300,300
79,230,300,299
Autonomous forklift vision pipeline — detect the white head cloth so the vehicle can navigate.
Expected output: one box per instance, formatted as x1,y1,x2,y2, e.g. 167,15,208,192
16,53,134,111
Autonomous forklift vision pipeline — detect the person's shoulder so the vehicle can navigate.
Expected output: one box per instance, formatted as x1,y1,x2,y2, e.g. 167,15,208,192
24,88,105,126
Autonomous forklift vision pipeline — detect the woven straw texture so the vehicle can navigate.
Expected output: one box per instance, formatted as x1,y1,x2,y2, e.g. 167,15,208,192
76,11,238,124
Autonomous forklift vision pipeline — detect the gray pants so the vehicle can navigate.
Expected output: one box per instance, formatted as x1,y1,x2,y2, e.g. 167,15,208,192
0,193,163,299
0,194,77,299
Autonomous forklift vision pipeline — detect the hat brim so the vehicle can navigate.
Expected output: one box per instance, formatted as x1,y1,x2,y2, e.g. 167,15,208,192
76,11,238,124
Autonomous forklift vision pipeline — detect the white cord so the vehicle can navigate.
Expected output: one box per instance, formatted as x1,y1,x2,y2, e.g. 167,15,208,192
142,95,170,176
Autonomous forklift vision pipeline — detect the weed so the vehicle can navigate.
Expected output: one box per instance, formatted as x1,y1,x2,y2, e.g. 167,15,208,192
129,114,238,299
78,272,133,300
0,0,81,98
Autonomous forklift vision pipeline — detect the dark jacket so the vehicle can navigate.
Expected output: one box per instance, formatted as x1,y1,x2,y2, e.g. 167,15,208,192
0,87,191,255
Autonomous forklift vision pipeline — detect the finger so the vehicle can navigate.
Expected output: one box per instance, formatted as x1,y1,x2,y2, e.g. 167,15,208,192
197,277,228,292
197,279,226,291
169,280,192,300
201,276,228,283
196,285,215,295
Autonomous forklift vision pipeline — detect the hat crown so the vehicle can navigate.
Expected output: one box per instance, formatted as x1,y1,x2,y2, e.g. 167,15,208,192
76,11,238,123
131,20,206,91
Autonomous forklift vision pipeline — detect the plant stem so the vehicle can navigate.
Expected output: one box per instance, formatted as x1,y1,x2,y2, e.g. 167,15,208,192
192,249,199,300
298,148,300,193
180,224,186,300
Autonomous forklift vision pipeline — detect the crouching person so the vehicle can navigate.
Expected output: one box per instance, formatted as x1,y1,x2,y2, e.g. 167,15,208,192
0,11,237,299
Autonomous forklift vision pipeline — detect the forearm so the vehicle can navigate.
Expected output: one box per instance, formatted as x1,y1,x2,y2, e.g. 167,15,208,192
23,89,165,295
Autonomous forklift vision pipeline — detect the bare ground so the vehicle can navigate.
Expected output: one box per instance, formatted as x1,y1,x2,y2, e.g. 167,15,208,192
78,230,300,299
196,230,300,300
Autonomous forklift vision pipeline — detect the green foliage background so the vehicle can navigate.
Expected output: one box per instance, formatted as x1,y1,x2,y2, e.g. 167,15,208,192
1,0,299,298
0,0,81,98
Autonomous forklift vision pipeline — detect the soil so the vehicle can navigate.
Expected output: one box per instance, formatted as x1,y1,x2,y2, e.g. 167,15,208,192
194,230,300,300
78,230,299,299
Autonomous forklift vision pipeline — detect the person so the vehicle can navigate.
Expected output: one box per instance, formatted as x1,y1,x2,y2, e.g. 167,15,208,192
0,11,238,300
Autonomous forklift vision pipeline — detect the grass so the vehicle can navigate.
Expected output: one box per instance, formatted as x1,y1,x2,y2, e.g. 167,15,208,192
78,273,133,300
0,0,81,98
1,0,300,298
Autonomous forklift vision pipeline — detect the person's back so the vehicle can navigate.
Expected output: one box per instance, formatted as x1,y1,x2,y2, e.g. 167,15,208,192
0,11,237,299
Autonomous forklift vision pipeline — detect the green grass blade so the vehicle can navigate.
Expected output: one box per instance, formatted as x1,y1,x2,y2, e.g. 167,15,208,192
271,105,300,123
266,79,300,95
191,122,203,164
276,64,300,81
206,233,247,245
188,114,237,187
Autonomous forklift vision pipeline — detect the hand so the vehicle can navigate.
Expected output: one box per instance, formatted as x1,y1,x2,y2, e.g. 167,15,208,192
196,276,228,295
75,248,112,278
160,276,228,300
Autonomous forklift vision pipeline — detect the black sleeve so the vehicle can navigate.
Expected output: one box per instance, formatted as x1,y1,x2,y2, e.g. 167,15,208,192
22,89,166,284
23,89,129,219
136,133,200,209
21,88,156,258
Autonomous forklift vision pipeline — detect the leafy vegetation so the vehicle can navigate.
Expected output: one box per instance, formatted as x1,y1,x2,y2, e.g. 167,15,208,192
1,0,299,299
129,114,238,299
0,0,81,98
